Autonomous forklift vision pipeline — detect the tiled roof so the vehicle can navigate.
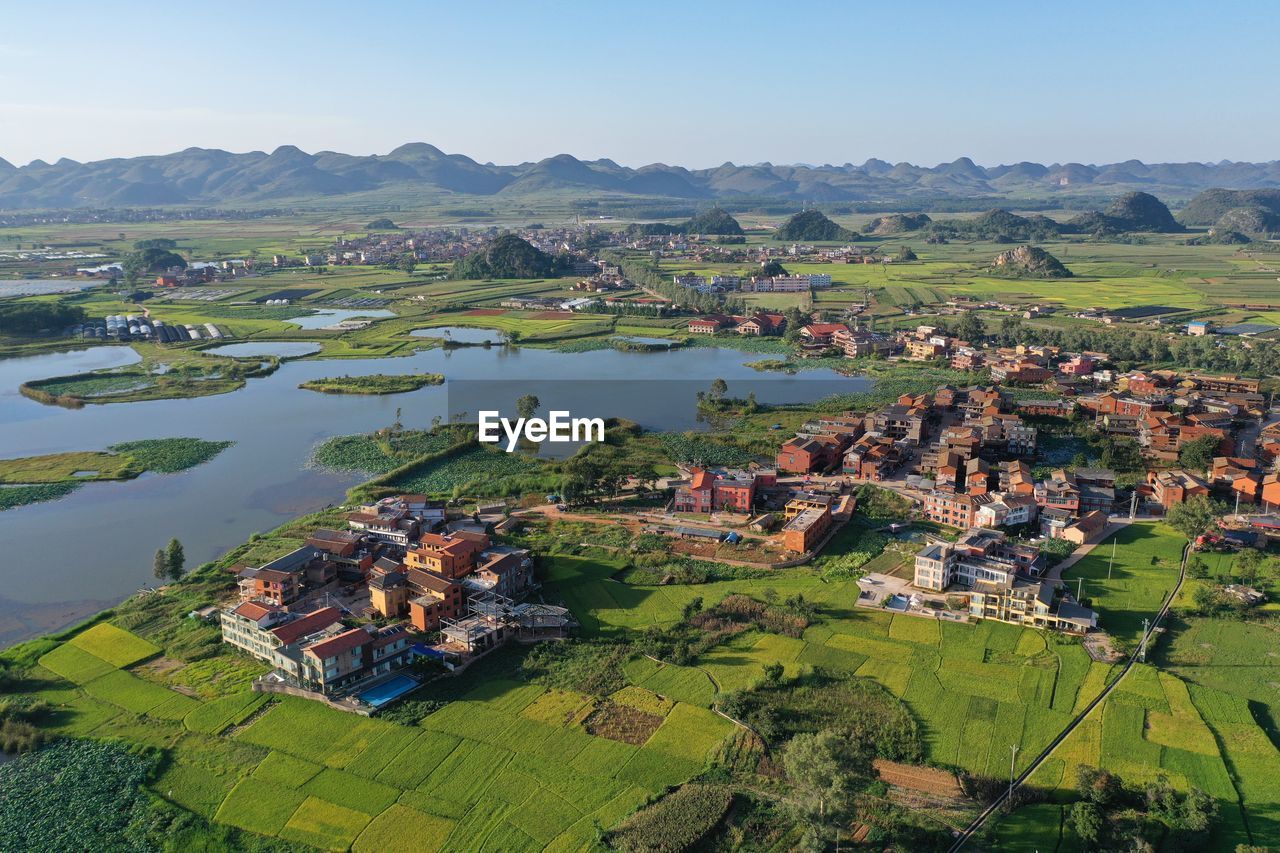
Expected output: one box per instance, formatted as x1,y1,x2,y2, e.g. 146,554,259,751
271,607,342,645
305,627,371,660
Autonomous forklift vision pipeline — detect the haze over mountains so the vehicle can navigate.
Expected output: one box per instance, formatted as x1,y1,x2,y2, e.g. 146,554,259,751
1,143,1278,209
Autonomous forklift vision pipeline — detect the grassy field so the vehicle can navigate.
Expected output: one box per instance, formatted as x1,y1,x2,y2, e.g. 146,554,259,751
1059,522,1187,648
298,373,444,395
15,615,738,852
546,553,1106,779
992,524,1279,850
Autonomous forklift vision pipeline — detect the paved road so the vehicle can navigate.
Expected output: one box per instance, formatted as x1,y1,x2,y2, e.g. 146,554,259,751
947,540,1191,852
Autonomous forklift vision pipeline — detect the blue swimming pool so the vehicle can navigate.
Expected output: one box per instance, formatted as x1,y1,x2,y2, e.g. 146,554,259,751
357,673,420,708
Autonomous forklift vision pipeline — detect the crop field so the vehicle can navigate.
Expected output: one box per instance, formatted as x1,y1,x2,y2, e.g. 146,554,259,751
663,239,1280,324
1059,522,1186,646
994,534,1280,848
66,621,160,667
390,444,541,494
15,613,744,852
549,554,1104,779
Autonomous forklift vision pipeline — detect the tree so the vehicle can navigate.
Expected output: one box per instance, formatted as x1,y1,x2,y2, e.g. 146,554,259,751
1192,582,1223,614
1166,495,1228,541
782,729,865,824
1076,766,1121,807
1069,801,1103,845
708,378,728,401
953,311,986,342
1178,435,1220,472
398,252,417,274
763,661,785,684
515,394,540,421
681,597,703,621
165,538,186,581
153,549,168,582
1235,547,1264,585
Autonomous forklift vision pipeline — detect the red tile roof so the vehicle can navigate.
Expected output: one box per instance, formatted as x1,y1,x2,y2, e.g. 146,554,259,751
270,607,341,645
232,601,280,621
305,627,371,660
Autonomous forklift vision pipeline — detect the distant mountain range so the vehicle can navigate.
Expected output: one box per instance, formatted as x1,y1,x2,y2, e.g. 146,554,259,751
1,143,1278,209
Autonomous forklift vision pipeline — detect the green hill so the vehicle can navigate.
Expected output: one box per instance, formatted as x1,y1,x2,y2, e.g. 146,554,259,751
929,209,1062,242
1214,204,1280,234
1180,188,1280,227
867,212,932,235
989,245,1072,278
683,208,743,235
451,234,566,279
774,210,858,241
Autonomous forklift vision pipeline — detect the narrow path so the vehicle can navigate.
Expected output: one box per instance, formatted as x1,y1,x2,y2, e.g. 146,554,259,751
947,540,1191,852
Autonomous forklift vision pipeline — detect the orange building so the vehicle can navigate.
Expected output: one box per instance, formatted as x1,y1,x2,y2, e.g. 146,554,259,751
406,532,488,578
407,569,466,631
781,505,832,553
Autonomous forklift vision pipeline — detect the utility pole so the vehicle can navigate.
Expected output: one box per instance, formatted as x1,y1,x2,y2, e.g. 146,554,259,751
1077,576,1084,602
1008,744,1020,802
1139,617,1151,662
1108,539,1117,580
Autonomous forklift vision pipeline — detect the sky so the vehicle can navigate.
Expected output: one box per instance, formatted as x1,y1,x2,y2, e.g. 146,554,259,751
1,0,1275,169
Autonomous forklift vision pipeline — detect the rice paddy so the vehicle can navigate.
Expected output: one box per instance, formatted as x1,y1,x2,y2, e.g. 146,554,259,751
21,617,739,852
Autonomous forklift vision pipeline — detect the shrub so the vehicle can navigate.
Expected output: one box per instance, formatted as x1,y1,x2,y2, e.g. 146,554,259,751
609,784,732,852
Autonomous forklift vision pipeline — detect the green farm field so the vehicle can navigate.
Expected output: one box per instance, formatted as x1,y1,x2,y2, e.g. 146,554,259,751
15,616,736,852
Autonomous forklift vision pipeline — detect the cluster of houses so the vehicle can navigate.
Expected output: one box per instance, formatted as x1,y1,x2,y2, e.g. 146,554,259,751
673,272,833,295
669,466,854,554
688,311,788,337
221,495,571,701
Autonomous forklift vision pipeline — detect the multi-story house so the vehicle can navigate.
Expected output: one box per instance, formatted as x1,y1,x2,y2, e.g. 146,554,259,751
406,532,489,579
781,505,832,553
866,404,927,444
973,494,1039,529
296,625,413,695
832,327,893,359
1147,469,1210,510
673,468,771,513
969,578,1096,633
913,528,1042,592
842,433,901,480
220,603,343,664
922,489,981,529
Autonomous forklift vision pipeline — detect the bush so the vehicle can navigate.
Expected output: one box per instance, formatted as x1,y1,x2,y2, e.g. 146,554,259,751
609,784,733,852
520,640,631,697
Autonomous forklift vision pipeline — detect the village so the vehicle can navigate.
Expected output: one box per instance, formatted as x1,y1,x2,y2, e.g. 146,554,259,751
215,325,1280,715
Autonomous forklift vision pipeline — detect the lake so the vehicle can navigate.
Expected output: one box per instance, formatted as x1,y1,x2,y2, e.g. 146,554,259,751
0,342,870,646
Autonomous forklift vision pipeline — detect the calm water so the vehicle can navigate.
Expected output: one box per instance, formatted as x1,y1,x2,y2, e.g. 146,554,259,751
0,343,870,645
203,342,323,358
286,309,397,330
409,326,503,344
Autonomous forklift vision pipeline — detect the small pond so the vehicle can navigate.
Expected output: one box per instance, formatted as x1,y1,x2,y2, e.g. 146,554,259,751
202,342,323,359
410,326,504,344
286,309,396,330
613,336,677,347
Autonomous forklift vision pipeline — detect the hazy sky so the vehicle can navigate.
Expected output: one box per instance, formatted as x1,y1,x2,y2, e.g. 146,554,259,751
2,0,1275,169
